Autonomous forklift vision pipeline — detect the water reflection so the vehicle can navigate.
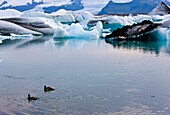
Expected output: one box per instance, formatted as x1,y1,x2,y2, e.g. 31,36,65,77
16,36,51,48
0,58,2,63
52,38,91,49
0,39,24,48
1,35,170,55
105,40,168,55
0,35,97,50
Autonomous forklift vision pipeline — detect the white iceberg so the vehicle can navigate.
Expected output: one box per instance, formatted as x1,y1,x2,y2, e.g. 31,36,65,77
0,9,22,18
0,20,42,35
53,21,103,38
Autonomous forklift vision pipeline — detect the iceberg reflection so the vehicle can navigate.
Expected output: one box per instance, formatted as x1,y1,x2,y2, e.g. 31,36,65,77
106,40,167,55
51,37,96,49
1,34,170,56
0,35,96,50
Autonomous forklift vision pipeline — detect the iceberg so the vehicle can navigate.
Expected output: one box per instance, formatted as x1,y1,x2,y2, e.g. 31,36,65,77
53,21,103,38
51,9,76,23
21,11,51,18
1,1,170,41
0,20,42,35
53,26,69,38
105,20,161,42
0,9,22,18
161,18,170,28
0,10,99,37
21,10,94,27
1,17,54,35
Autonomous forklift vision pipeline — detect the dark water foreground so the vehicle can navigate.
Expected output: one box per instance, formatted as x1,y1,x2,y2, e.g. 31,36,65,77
0,36,170,114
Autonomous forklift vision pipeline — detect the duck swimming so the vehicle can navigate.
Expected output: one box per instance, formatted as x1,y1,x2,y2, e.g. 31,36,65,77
27,94,38,101
44,85,55,92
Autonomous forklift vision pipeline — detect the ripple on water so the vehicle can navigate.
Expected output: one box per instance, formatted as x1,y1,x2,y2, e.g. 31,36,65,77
2,74,28,80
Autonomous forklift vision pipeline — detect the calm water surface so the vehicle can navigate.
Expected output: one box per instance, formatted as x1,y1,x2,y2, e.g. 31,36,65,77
0,36,170,114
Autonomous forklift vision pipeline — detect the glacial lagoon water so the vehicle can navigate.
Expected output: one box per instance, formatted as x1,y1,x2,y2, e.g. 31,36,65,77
0,36,170,114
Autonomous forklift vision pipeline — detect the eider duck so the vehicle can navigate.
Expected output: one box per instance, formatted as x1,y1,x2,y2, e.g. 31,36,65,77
27,94,38,101
44,85,55,92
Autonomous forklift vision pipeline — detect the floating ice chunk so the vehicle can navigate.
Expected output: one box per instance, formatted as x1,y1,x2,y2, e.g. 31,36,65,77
96,21,103,32
151,15,164,22
67,23,90,37
133,15,152,23
1,17,55,35
90,21,103,36
21,10,94,29
163,14,170,21
161,18,170,28
77,11,94,28
53,21,103,38
50,10,94,25
121,16,135,25
0,33,34,44
45,9,77,23
158,15,170,27
10,33,34,39
50,9,69,15
51,9,76,23
0,9,22,18
67,23,100,38
0,20,42,35
53,13,76,23
102,33,111,38
103,15,135,26
40,17,58,29
53,26,69,38
94,15,152,26
78,11,94,22
21,11,51,18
